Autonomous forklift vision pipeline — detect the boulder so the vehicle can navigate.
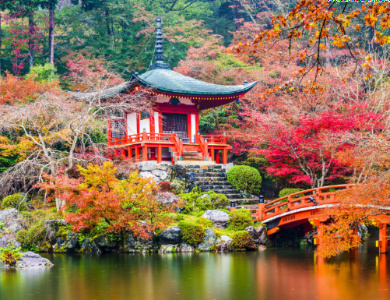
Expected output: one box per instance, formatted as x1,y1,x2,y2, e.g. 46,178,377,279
215,235,232,252
139,171,157,181
157,163,170,171
15,252,53,269
202,210,229,228
137,161,157,171
45,219,66,245
81,238,101,254
159,245,177,253
123,232,156,253
94,236,119,253
152,169,168,181
179,242,194,252
0,234,21,248
0,209,25,233
197,228,217,251
64,232,79,253
358,224,369,241
159,226,181,245
157,192,180,205
245,226,270,246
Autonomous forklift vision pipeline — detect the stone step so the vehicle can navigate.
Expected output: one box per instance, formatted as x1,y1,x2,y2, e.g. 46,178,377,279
185,165,222,169
196,181,230,186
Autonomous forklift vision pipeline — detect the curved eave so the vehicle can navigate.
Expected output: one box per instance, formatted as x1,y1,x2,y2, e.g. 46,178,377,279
133,72,258,97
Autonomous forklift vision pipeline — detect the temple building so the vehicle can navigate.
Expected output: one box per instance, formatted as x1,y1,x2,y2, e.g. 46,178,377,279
78,17,257,164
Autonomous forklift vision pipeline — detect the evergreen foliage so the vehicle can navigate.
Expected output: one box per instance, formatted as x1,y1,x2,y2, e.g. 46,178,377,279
178,220,205,246
227,165,262,194
1,194,27,211
228,209,253,231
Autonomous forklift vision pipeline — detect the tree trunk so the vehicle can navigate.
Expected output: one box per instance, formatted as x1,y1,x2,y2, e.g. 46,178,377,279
105,9,112,36
28,14,35,68
48,8,55,65
325,37,331,68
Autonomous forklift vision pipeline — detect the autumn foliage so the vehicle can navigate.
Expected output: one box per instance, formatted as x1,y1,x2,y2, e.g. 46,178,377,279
38,162,178,239
0,72,59,105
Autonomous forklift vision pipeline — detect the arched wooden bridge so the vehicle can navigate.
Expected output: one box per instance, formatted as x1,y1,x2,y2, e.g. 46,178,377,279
230,184,390,254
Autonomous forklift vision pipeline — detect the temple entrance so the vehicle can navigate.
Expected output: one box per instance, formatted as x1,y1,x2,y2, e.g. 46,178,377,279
162,113,188,140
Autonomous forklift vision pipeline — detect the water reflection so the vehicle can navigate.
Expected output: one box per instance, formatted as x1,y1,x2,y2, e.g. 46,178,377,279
1,243,389,300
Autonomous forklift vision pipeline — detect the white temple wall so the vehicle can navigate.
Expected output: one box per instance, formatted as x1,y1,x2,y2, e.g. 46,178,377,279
127,113,137,135
154,112,160,133
191,114,196,142
140,118,150,133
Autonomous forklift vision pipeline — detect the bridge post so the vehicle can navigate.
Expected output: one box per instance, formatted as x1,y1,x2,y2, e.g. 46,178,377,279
229,200,236,212
257,195,265,221
378,224,388,254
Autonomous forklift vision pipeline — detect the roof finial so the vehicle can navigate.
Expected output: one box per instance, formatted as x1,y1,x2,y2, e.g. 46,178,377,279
149,16,170,70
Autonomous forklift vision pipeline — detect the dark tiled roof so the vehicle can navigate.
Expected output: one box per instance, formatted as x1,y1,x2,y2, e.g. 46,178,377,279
137,69,257,96
69,69,257,103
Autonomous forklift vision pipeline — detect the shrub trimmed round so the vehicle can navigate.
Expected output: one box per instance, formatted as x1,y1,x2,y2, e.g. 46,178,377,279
1,194,27,211
228,209,254,230
178,221,206,246
227,165,261,194
279,188,304,198
231,231,255,251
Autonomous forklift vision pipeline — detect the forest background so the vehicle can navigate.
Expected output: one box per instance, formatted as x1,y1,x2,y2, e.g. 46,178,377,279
1,1,390,256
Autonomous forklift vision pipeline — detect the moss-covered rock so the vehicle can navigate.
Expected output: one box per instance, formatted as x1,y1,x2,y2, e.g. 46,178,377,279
228,209,254,231
178,221,205,246
231,231,255,251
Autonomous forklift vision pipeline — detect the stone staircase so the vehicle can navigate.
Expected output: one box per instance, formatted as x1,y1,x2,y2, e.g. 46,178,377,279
184,164,259,207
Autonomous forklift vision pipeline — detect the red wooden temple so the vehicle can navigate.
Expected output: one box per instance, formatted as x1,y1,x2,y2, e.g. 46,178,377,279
75,17,257,164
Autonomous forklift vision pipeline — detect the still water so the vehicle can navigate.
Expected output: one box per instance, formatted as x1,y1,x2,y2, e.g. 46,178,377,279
1,242,389,300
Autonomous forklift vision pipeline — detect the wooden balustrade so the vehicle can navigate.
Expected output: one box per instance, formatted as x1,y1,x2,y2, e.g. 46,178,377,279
259,184,355,221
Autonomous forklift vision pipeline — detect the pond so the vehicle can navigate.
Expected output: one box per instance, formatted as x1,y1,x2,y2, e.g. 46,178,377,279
1,242,389,300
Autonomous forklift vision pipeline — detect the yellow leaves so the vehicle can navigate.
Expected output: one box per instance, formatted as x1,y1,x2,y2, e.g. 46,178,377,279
319,44,327,51
356,24,360,31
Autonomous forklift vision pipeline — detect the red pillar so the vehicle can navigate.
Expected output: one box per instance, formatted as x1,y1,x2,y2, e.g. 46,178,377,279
210,147,215,161
257,203,265,221
222,149,228,164
142,145,148,162
157,145,162,164
135,147,140,162
379,224,388,254
216,150,220,164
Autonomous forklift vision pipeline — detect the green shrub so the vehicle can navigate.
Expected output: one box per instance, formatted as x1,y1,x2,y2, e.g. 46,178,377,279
195,217,214,228
207,191,229,209
0,221,4,230
175,214,185,222
278,188,304,198
228,209,254,231
231,231,255,251
0,243,23,267
16,221,46,250
171,180,186,194
180,187,229,213
2,194,28,211
178,221,205,245
227,165,262,194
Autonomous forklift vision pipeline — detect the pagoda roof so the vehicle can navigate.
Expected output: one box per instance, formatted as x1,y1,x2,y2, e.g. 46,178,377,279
70,68,257,110
134,68,257,96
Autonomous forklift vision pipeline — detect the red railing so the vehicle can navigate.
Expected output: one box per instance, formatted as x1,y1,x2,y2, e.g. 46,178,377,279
202,134,227,144
108,132,173,146
196,134,209,160
171,133,183,158
261,184,355,221
109,133,228,147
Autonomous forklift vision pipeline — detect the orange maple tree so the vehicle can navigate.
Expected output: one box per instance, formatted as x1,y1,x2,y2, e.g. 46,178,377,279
0,72,60,105
38,162,178,239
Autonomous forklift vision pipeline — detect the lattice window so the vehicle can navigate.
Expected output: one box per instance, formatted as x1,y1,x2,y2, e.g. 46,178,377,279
162,113,187,139
110,119,125,138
